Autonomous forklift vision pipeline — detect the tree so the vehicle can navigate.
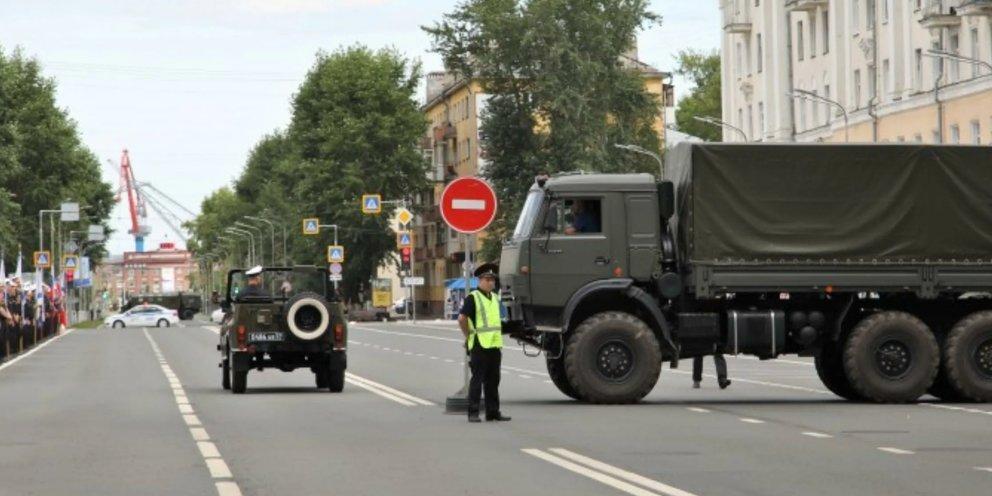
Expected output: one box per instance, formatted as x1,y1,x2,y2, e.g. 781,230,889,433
425,0,663,259
0,46,115,266
673,49,722,142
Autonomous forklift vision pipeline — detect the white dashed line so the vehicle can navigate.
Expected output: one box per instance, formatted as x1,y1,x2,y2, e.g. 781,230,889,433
190,428,210,441
183,414,201,426
802,432,833,439
205,458,233,478
519,375,533,379
686,407,711,413
974,467,992,473
197,441,221,458
877,447,915,455
739,418,765,424
524,448,700,496
178,404,195,414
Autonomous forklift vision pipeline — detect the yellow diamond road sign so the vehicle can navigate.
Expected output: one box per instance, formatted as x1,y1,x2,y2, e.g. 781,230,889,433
396,207,413,226
34,251,52,269
303,218,320,235
361,194,382,214
327,245,345,263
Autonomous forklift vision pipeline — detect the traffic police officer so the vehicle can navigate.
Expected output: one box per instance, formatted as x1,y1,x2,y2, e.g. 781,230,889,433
239,266,271,300
458,264,510,423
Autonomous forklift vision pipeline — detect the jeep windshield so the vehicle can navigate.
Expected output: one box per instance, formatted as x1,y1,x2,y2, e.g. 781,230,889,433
511,189,544,240
228,268,328,302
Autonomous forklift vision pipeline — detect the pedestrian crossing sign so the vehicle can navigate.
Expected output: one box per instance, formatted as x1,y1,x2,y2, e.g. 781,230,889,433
361,194,382,214
63,255,79,270
34,251,52,269
327,245,345,263
396,231,413,248
303,218,320,235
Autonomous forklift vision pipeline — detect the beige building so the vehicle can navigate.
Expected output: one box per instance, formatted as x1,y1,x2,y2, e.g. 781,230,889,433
720,0,992,144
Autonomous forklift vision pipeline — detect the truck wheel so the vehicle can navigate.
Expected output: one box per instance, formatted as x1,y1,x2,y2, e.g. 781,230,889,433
814,341,863,401
546,355,582,400
843,311,939,403
942,311,992,402
928,333,970,402
182,310,195,320
327,368,345,393
564,311,662,404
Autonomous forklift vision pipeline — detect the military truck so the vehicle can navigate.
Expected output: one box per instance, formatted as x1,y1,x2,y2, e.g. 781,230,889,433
218,266,347,394
499,143,992,404
124,292,202,320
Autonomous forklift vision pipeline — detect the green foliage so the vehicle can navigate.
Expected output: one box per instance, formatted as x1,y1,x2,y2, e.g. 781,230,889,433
0,46,115,266
673,49,722,142
187,46,428,300
425,0,663,259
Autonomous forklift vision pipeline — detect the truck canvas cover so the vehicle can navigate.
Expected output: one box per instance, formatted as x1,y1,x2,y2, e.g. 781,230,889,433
665,143,992,266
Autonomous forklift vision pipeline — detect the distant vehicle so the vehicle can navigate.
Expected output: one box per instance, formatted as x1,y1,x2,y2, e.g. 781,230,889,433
219,266,347,394
393,298,408,317
104,304,179,328
124,292,202,320
211,307,226,324
348,307,390,322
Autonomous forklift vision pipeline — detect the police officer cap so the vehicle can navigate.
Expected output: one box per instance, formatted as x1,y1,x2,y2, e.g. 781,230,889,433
245,266,264,277
474,263,499,279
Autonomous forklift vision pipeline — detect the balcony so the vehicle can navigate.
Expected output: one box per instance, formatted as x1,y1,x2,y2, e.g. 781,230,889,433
785,0,828,12
958,0,992,15
920,0,962,29
722,7,751,33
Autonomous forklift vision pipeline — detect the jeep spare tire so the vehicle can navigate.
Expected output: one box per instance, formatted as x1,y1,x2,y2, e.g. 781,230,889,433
285,292,330,341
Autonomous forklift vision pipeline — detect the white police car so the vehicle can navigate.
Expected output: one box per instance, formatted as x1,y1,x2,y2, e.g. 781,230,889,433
104,304,180,328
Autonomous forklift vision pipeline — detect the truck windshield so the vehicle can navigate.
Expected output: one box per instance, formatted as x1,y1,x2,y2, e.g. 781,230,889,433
512,190,543,240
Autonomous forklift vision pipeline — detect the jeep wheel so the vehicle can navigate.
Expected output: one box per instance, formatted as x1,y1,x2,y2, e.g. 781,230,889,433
221,352,231,390
843,311,939,403
564,311,662,404
327,368,345,393
315,368,329,389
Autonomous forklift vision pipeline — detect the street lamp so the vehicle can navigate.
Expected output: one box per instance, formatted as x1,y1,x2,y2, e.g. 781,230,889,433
926,49,992,74
614,143,665,178
244,216,276,266
225,228,255,266
234,221,265,265
786,90,850,143
692,115,748,142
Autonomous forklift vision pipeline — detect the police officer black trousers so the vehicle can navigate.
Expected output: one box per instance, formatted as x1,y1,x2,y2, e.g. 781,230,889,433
468,346,501,419
693,354,731,389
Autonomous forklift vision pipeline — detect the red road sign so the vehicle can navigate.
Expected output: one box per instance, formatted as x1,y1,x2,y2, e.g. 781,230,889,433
440,177,497,234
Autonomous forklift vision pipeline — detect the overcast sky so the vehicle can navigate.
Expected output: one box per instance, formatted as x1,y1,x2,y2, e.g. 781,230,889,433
1,0,719,255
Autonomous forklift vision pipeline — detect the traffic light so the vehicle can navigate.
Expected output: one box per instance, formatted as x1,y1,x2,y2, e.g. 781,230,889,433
400,247,411,274
66,271,74,287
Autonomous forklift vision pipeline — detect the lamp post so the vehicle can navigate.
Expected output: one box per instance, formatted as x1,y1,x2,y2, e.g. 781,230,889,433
234,221,265,265
926,49,992,74
691,115,748,142
225,228,255,266
244,216,276,266
786,90,850,143
614,143,665,178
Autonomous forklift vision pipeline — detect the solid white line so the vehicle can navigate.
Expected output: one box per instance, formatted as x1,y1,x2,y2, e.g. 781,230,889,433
215,481,243,496
0,328,74,373
205,458,233,478
686,407,711,413
877,447,915,455
519,375,532,379
522,449,661,496
549,448,700,496
190,428,210,441
346,373,435,406
345,378,416,406
922,403,992,417
739,418,765,424
802,432,833,439
974,467,992,473
197,441,221,458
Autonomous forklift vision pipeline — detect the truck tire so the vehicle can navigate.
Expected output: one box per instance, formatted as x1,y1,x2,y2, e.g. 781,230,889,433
942,311,992,402
928,333,970,402
546,355,582,400
843,311,939,403
814,341,863,401
284,292,330,341
182,309,195,320
564,311,662,404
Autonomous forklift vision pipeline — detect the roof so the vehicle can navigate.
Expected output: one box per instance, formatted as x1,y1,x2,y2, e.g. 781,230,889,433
545,173,657,192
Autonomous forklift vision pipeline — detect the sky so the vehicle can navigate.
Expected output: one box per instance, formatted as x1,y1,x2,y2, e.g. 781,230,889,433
0,0,719,255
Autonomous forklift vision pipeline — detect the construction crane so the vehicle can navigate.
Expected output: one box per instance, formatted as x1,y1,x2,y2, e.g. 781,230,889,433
114,150,150,252
135,181,196,245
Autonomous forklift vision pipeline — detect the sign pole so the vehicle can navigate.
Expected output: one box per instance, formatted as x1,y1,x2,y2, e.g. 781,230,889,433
445,233,474,414
408,201,416,322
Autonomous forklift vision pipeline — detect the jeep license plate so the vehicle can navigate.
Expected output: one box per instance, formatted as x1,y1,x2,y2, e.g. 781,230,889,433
249,332,283,342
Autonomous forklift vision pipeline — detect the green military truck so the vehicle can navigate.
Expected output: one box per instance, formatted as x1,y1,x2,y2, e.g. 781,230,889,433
124,293,202,320
499,143,992,404
218,266,347,394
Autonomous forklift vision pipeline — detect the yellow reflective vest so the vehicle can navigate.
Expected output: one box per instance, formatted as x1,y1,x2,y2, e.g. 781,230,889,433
467,290,503,350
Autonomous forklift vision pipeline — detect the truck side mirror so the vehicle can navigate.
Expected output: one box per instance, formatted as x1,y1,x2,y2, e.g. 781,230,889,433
658,181,675,220
542,211,557,232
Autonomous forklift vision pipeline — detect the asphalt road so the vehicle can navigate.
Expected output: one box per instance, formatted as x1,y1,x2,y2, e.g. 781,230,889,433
2,319,991,496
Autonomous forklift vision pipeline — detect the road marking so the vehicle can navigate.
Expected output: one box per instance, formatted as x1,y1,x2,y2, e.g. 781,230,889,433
0,328,74,374
351,324,525,351
346,373,435,406
430,356,439,360
974,467,992,473
144,330,243,496
877,447,915,455
686,407,711,413
524,448,699,496
802,432,833,439
739,418,765,424
922,403,992,417
519,374,533,379
444,358,454,363
345,378,416,406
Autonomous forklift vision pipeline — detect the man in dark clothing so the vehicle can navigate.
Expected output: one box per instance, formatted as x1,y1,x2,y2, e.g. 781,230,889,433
238,266,271,300
458,264,510,423
693,351,731,389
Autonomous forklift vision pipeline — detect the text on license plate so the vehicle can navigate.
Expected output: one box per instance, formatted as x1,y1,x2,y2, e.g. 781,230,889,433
249,332,283,342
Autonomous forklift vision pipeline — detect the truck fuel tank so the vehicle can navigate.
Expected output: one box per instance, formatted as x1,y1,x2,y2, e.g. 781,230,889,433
727,310,786,358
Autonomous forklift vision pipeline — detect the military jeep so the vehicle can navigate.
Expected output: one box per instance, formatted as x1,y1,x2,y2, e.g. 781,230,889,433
218,266,347,394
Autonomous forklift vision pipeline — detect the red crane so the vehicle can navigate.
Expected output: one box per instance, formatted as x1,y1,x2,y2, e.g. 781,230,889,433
115,149,150,252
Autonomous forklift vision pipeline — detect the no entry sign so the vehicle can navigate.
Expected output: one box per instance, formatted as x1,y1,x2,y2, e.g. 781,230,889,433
440,177,497,234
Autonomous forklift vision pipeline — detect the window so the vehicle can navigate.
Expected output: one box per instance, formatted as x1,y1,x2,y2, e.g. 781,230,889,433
932,129,941,143
736,42,742,77
747,104,753,140
882,0,889,23
867,0,875,29
972,120,982,144
950,124,960,144
745,37,752,74
950,33,960,82
757,34,763,73
738,108,744,130
824,84,832,123
932,41,943,84
546,198,603,235
758,102,765,137
797,21,805,61
854,69,862,107
914,133,923,143
971,28,980,78
868,65,877,100
810,15,817,57
882,59,890,99
897,136,905,142
914,49,923,90
853,0,861,31
823,11,830,54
